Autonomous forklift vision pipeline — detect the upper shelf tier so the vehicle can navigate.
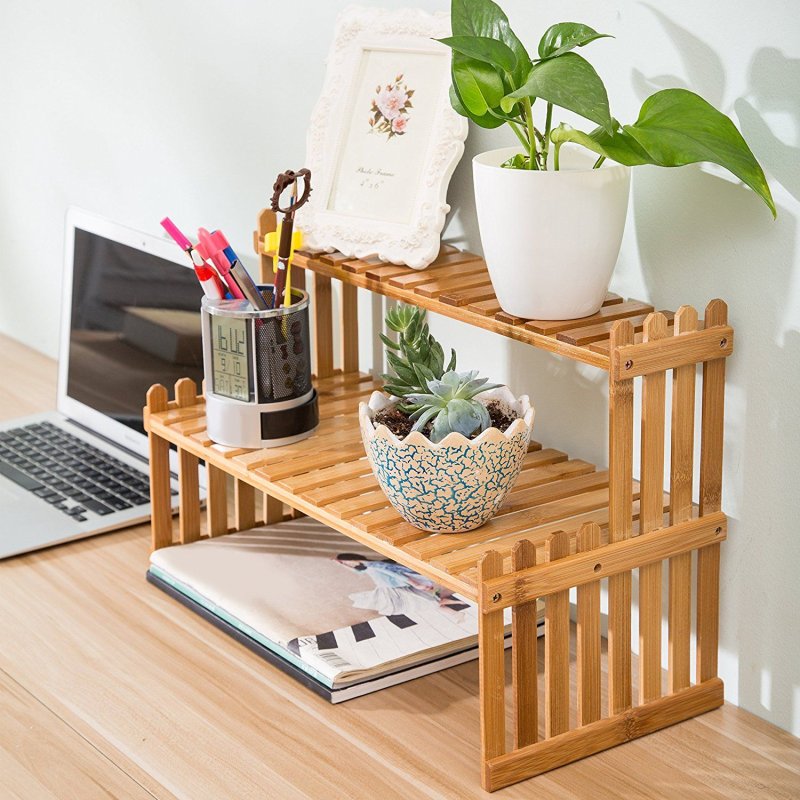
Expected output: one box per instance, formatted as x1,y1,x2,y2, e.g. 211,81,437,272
290,246,712,371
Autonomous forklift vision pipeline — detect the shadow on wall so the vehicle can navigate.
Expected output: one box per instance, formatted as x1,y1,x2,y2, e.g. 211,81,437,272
629,11,800,734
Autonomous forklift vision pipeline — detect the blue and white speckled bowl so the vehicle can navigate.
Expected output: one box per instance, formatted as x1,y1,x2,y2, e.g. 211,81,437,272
359,388,535,533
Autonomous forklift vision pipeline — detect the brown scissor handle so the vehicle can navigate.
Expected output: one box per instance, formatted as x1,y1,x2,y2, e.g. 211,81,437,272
270,168,312,215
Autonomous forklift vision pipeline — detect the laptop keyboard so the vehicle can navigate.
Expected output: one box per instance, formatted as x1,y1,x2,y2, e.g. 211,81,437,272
0,422,168,522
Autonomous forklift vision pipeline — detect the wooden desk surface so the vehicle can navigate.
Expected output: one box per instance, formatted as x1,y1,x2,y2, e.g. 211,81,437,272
1,334,798,799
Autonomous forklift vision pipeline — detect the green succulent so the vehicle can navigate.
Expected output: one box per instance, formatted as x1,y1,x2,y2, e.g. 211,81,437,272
380,305,456,401
405,370,503,443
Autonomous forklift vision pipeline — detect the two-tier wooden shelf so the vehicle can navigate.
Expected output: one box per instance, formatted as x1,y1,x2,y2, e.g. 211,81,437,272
144,212,732,791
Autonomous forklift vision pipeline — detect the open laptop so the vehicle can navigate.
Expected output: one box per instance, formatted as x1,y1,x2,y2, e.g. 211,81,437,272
0,208,206,558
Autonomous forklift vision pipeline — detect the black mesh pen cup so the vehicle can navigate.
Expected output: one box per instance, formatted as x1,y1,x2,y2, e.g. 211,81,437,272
201,286,318,448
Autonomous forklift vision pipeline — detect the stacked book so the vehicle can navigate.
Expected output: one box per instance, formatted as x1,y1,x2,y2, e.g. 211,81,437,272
148,517,544,702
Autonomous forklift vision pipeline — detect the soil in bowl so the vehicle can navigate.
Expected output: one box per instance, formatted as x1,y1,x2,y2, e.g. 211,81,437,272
374,400,517,441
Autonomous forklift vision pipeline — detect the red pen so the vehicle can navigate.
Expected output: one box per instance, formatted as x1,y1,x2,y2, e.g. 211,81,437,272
160,217,225,299
195,228,245,300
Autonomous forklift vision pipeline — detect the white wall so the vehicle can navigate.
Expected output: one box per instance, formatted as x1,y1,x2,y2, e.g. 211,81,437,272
1,0,798,735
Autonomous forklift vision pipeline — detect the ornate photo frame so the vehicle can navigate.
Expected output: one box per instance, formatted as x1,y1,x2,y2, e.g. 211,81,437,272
299,6,468,269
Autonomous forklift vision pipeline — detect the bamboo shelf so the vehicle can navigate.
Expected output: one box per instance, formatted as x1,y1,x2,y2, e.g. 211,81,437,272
145,217,732,791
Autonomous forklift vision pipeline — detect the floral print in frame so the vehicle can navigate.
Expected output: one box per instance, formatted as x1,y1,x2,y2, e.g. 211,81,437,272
369,74,414,139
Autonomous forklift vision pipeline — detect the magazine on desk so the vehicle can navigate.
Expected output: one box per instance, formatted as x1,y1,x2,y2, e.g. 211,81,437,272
147,517,544,702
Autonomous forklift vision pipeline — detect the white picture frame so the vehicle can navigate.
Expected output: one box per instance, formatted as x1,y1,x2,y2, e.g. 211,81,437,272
299,6,468,269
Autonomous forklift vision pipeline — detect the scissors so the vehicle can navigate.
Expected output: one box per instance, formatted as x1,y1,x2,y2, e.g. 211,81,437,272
270,168,311,308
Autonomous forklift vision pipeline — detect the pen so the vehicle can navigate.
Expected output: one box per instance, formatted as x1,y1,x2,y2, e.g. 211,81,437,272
195,228,245,300
220,244,269,312
160,217,226,299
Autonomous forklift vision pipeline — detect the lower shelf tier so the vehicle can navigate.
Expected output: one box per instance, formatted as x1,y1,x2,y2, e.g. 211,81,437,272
145,372,675,600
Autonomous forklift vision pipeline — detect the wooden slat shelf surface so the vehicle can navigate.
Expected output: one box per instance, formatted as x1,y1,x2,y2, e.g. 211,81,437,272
289,248,721,372
145,372,653,602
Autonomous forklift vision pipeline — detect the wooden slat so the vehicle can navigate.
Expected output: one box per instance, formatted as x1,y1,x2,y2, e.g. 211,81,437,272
327,489,389,519
639,313,669,704
545,531,570,738
439,284,497,307
341,254,384,273
607,319,634,715
206,464,228,537
405,486,623,561
363,264,409,281
146,384,172,551
263,492,284,525
278,458,373,493
317,251,350,267
302,473,379,505
478,551,506,788
669,306,698,693
697,299,727,684
500,470,609,516
484,679,725,791
340,283,359,374
467,299,502,317
234,480,256,531
175,379,200,545
387,253,484,287
612,325,733,379
511,540,537,749
414,271,491,299
556,310,675,346
313,272,334,379
480,513,726,610
495,311,524,325
576,522,601,726
525,301,655,336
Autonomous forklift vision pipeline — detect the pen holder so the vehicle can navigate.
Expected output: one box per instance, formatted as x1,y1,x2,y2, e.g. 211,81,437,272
201,286,318,448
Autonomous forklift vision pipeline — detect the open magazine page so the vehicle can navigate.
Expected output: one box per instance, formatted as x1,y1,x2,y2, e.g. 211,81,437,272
149,518,518,687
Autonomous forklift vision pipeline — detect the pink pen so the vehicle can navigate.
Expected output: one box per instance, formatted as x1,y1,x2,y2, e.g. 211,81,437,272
195,228,245,300
160,217,225,299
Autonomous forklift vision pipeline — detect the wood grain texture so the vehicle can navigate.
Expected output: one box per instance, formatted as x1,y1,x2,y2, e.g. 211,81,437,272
206,464,228,537
234,479,256,532
544,531,570,739
511,540,538,749
341,282,359,374
313,271,335,379
608,320,634,714
1,331,789,800
485,679,725,791
698,300,728,684
478,551,506,788
145,384,172,551
669,306,699,693
612,325,733,379
639,313,669,703
576,522,602,726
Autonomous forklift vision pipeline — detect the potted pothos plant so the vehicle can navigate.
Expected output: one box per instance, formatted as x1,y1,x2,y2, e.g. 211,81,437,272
438,0,775,320
359,305,534,533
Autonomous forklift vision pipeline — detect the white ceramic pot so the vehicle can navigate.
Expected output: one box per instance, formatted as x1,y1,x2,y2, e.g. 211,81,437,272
359,387,535,533
473,146,631,320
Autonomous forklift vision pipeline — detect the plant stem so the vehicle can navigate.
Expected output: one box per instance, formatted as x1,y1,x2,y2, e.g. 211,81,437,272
542,102,553,170
553,140,562,171
507,119,530,151
522,98,539,170
593,155,606,169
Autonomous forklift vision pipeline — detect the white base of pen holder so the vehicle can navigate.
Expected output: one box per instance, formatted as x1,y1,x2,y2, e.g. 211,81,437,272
205,390,318,449
201,287,319,449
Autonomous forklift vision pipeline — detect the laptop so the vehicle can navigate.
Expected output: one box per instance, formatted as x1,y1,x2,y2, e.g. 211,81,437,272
0,208,206,558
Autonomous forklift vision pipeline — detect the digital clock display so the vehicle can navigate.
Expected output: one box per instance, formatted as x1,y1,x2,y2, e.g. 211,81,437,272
211,317,251,402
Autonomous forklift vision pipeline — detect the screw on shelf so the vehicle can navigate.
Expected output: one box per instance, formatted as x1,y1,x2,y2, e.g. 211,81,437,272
720,337,728,348
492,592,502,603
624,359,633,370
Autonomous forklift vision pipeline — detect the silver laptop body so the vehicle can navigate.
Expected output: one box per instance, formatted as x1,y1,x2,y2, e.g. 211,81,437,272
0,208,207,558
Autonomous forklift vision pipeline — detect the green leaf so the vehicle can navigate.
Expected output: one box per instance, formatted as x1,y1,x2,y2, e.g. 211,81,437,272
550,121,652,166
451,0,531,86
622,89,775,217
378,332,400,350
446,349,457,372
437,35,517,75
501,152,531,169
503,53,612,132
450,55,506,126
538,22,612,60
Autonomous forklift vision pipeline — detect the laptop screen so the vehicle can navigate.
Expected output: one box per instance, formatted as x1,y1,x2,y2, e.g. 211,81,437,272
66,228,205,435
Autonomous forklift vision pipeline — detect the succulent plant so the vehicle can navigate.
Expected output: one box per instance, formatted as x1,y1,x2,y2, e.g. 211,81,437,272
380,305,456,401
405,370,503,443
